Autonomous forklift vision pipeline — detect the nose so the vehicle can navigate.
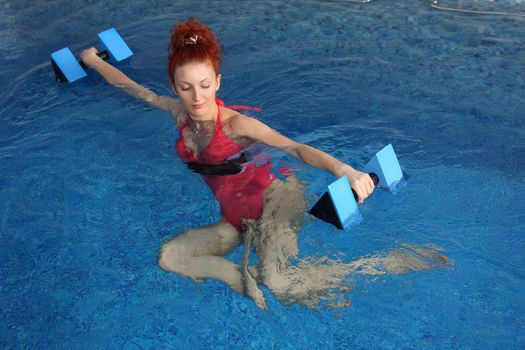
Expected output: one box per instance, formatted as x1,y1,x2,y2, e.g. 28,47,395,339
192,88,201,102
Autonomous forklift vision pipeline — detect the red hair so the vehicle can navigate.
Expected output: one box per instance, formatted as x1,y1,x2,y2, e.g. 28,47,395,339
168,18,222,86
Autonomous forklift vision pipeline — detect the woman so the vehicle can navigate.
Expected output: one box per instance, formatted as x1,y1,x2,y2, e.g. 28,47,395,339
80,18,378,309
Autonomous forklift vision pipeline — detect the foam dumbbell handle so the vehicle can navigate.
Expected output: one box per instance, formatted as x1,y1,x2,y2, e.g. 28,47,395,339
79,50,109,69
351,173,379,200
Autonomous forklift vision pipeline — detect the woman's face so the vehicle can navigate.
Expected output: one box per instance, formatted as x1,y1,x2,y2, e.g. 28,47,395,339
172,61,221,121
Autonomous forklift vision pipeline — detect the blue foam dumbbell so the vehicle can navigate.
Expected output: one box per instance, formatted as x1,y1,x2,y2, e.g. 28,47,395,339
50,28,133,83
309,144,403,229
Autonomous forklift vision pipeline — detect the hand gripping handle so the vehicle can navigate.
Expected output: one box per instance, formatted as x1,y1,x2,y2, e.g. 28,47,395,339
351,173,379,200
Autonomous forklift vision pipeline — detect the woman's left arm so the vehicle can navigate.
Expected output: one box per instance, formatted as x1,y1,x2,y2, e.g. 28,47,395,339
230,115,375,202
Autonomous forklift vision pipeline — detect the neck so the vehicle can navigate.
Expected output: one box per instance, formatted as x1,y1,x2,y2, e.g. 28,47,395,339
188,101,218,124
187,102,218,134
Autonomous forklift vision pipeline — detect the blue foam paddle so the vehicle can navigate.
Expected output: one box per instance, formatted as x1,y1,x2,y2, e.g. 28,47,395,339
362,143,403,191
51,28,133,83
309,144,403,229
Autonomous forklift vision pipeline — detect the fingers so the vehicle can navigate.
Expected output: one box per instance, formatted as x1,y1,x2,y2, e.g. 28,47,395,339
365,173,375,195
350,173,375,203
79,47,95,57
79,47,100,66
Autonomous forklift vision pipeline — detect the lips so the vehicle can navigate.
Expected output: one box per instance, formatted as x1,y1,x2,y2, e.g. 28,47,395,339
192,103,204,110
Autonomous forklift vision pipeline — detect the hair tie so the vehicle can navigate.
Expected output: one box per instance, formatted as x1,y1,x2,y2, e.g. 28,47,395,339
184,34,202,46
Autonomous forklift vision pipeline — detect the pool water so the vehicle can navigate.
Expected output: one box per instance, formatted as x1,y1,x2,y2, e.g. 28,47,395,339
1,0,524,349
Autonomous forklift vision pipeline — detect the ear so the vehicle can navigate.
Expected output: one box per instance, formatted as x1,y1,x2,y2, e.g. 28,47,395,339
215,74,222,92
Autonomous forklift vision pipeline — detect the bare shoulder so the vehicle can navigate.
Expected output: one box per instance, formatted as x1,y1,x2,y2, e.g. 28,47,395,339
222,108,299,150
223,108,266,134
220,108,257,144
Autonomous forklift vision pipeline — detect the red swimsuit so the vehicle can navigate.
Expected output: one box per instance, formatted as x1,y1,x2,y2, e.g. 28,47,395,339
176,99,275,230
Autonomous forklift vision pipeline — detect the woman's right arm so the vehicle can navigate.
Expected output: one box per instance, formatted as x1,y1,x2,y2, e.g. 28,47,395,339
230,114,375,202
79,48,183,118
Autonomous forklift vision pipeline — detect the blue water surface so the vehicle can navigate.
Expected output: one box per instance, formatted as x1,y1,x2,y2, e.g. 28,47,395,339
1,0,524,349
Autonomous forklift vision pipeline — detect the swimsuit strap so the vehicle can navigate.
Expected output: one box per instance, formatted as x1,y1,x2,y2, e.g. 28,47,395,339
224,105,263,112
217,97,263,112
215,98,225,107
215,98,223,129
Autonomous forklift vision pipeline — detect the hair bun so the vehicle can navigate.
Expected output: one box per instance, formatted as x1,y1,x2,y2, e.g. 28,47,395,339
168,17,222,84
